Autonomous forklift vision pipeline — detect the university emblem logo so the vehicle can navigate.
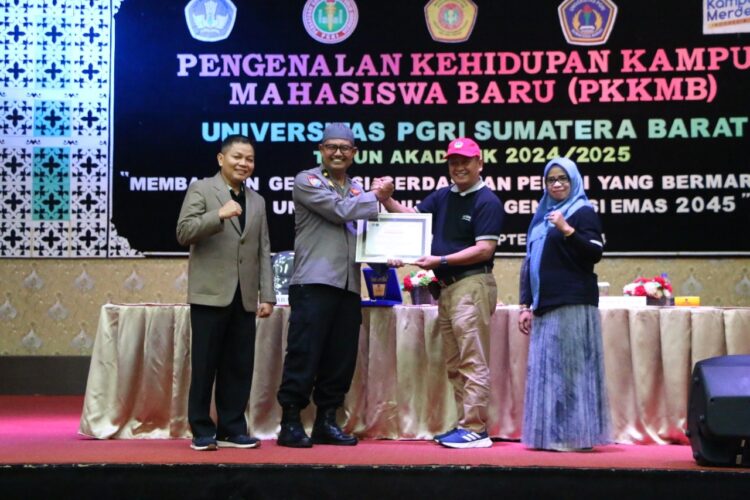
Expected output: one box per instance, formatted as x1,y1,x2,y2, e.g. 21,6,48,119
424,0,478,43
558,0,617,46
302,0,359,44
184,0,237,42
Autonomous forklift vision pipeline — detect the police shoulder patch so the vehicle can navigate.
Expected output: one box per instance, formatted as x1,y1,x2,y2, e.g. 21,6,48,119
307,175,323,187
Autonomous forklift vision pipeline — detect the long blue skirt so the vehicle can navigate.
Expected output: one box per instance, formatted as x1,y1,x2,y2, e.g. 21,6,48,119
521,304,611,450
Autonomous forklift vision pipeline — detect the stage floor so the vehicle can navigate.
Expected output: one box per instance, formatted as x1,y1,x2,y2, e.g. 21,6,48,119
0,395,741,471
4,396,750,500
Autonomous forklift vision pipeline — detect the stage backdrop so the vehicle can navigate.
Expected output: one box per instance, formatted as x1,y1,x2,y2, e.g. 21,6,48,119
1,1,749,257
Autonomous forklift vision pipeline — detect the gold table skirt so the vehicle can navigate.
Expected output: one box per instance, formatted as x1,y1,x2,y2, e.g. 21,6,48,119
79,304,750,443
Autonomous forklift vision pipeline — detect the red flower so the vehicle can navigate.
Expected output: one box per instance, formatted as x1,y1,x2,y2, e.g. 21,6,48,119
623,274,673,298
402,270,437,291
403,275,413,292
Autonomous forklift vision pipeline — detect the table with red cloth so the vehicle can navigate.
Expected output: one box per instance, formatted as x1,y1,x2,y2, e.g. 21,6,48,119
79,304,750,444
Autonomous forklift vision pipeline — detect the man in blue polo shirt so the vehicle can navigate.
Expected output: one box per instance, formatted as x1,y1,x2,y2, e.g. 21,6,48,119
382,137,504,448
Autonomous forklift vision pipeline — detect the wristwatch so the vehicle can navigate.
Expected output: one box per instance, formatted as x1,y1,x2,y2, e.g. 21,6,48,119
440,255,448,266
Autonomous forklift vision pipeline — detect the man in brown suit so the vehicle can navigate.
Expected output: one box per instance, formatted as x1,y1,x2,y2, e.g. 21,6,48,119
177,135,275,451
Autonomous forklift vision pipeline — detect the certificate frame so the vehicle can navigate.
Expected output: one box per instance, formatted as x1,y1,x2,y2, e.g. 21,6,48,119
356,213,432,263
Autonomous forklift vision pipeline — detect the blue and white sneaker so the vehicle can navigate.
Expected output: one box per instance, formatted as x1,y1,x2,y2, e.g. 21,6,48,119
433,427,457,442
437,428,492,449
190,436,218,451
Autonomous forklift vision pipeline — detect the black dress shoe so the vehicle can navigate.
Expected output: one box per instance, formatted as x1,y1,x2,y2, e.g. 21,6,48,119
311,408,358,446
277,421,313,448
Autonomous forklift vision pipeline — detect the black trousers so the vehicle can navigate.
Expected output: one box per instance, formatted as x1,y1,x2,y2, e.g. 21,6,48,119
277,284,362,410
188,287,256,438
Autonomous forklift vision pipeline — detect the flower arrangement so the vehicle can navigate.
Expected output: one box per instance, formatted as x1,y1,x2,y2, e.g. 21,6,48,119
623,274,673,299
402,270,438,292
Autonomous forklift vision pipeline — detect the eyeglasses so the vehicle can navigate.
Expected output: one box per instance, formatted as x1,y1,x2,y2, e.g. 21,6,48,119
322,144,354,154
545,175,570,186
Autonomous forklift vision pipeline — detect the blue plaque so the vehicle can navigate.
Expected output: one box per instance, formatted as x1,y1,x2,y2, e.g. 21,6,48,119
361,265,402,307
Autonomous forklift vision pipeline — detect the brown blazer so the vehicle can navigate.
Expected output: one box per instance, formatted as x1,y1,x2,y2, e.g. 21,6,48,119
176,172,275,312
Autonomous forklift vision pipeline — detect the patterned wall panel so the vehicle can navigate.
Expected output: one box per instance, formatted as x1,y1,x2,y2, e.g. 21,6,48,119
0,0,136,258
1,258,749,356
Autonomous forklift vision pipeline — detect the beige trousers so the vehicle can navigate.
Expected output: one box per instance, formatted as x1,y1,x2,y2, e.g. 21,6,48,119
437,273,497,433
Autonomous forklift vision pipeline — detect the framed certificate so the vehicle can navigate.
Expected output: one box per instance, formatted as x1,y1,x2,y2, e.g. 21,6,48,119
356,213,432,263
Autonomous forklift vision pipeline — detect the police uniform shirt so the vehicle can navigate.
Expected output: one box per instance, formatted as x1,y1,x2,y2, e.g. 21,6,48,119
290,166,379,295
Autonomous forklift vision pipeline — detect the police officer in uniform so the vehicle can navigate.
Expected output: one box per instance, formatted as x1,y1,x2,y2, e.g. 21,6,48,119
276,123,394,447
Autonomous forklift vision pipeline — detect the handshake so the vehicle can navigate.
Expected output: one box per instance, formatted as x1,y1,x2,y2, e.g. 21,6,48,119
370,176,395,202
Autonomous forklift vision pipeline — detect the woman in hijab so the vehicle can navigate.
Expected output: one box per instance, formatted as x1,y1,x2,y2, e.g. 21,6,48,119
518,157,610,451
